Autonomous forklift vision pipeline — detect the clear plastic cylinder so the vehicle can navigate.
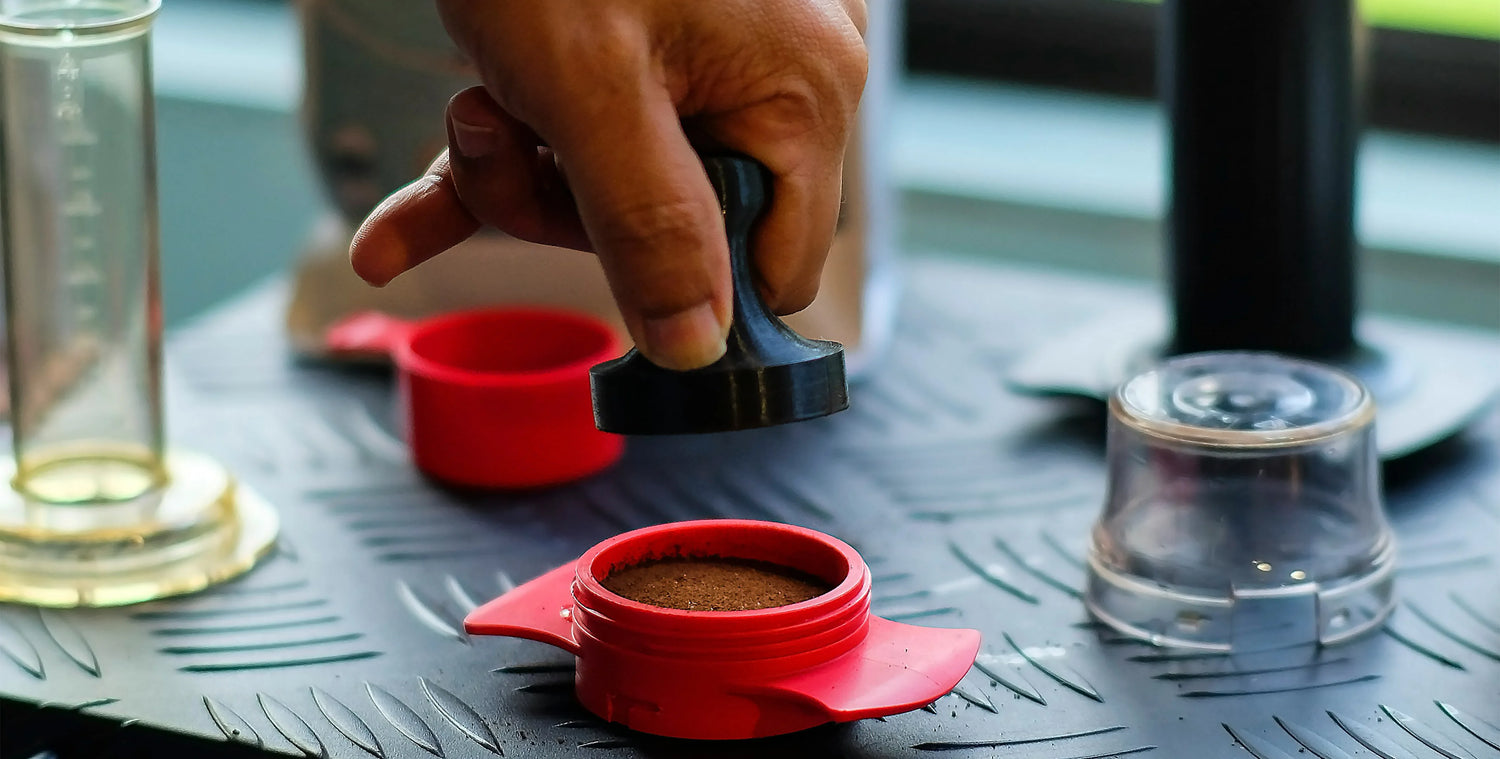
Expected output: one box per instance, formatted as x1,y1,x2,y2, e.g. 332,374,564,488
0,0,277,608
0,0,164,505
1086,352,1396,650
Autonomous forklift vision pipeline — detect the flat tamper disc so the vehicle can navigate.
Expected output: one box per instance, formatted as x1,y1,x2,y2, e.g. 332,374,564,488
590,156,849,435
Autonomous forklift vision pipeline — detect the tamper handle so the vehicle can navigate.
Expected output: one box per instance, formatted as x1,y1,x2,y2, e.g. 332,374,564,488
707,155,831,367
714,156,776,363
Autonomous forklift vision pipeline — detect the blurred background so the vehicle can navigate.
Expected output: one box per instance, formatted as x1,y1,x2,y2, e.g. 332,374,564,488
154,0,1498,330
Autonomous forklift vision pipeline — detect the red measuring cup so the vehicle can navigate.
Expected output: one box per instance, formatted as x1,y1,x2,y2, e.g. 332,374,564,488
324,308,624,489
465,519,982,740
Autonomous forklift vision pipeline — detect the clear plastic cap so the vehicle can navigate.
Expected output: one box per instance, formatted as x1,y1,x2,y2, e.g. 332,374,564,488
1086,352,1396,650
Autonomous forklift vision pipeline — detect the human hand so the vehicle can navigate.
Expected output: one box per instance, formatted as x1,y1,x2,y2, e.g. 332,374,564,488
348,0,868,370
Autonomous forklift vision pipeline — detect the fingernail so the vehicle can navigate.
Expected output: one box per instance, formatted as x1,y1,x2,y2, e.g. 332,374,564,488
641,302,727,370
452,118,499,158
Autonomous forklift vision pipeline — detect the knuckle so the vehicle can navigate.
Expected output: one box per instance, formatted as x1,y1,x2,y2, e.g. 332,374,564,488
844,0,870,37
829,34,869,103
844,37,870,84
798,3,870,88
588,12,648,66
592,197,714,259
787,37,868,128
486,11,648,125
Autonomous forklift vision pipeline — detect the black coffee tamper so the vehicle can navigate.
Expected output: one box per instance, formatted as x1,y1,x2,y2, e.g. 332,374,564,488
589,156,849,435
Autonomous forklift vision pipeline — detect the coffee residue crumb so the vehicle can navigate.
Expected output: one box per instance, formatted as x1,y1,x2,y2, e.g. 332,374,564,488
602,556,832,611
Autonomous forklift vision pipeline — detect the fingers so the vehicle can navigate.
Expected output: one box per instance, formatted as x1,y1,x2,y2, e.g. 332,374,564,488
748,153,845,315
350,78,736,372
349,151,479,287
348,87,592,287
356,1,868,371
684,3,868,316
445,87,591,252
537,82,733,371
697,89,860,316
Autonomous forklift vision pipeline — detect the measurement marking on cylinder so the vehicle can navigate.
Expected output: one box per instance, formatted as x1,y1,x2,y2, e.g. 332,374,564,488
56,54,79,79
62,190,100,217
55,53,95,147
59,130,96,147
66,267,101,286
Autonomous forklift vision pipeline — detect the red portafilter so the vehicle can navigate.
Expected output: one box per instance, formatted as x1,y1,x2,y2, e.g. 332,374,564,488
466,520,981,740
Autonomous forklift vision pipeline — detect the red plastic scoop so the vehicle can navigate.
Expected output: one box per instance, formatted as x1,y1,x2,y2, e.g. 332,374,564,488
324,308,624,489
465,519,982,740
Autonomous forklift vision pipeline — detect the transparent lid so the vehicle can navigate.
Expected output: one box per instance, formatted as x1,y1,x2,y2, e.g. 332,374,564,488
1087,352,1396,651
1113,351,1372,447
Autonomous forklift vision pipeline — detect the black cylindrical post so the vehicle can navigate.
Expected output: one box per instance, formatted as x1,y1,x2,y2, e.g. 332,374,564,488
1164,0,1361,358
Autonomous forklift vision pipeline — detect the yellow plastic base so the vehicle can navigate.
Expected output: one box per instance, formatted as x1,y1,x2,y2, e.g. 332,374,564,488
0,449,278,607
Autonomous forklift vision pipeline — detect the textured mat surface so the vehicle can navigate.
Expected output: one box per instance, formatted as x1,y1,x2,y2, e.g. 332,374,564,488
3,259,1498,758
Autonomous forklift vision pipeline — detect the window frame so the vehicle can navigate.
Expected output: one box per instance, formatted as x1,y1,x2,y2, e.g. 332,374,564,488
903,0,1500,143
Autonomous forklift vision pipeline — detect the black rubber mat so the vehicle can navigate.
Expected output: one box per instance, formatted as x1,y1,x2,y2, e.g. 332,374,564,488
4,259,1498,758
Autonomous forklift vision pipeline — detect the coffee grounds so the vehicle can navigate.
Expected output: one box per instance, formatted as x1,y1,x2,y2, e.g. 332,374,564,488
602,556,832,611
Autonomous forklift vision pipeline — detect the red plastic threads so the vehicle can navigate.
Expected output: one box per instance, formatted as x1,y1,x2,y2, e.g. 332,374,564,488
324,308,624,489
465,520,983,740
